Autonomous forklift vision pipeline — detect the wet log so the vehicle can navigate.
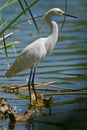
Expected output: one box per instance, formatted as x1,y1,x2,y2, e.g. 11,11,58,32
0,95,53,122
8,107,38,122
0,98,12,114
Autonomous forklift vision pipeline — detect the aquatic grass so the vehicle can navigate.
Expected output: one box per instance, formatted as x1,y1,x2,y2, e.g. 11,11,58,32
59,0,67,32
0,0,18,11
2,34,9,65
0,19,8,31
1,82,87,98
0,0,39,36
0,33,13,43
0,32,17,66
18,0,39,33
11,14,44,27
18,0,32,24
23,0,40,33
0,41,20,50
0,0,39,65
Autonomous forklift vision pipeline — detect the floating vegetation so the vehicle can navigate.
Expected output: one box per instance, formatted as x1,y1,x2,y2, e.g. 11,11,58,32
1,81,87,96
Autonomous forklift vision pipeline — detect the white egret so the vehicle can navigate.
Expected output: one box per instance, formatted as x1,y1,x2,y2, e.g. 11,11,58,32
5,8,77,105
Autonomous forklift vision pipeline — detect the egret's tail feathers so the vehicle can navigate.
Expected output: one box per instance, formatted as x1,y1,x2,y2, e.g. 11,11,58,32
5,71,13,78
5,68,15,78
5,59,29,78
5,62,19,78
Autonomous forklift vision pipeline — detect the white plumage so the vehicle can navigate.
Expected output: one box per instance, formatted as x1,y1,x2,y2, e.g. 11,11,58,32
5,8,77,105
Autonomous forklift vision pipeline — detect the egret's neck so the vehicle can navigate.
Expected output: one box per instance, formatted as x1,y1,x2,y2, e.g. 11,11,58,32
43,17,58,55
45,17,58,43
50,20,58,42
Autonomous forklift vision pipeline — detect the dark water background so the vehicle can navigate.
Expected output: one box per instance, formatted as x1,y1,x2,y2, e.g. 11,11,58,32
0,0,87,130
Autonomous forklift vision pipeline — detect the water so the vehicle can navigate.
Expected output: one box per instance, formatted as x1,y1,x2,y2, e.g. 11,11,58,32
0,0,87,130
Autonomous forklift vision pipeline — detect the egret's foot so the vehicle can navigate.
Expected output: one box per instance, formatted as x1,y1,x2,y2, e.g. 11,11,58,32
31,94,44,108
31,100,45,108
31,93,53,108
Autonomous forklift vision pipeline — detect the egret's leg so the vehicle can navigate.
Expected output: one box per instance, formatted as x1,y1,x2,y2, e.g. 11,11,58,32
31,68,37,102
28,69,33,105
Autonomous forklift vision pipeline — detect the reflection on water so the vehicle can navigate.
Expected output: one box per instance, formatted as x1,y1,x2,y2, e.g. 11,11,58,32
0,92,87,130
0,0,87,130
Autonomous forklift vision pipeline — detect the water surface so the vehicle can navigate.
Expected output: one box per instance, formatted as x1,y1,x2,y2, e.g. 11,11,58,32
0,0,87,130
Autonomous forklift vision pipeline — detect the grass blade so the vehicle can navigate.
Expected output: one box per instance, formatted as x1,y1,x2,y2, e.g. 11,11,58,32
0,32,13,43
0,0,18,11
0,0,39,36
0,41,20,49
24,0,40,33
2,34,9,66
18,0,31,24
59,0,67,32
12,14,44,27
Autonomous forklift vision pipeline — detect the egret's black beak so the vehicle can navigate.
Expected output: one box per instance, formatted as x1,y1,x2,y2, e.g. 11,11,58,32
60,11,78,18
64,13,78,18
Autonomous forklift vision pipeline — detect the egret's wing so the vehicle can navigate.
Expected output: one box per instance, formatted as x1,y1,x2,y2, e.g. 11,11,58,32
5,38,46,78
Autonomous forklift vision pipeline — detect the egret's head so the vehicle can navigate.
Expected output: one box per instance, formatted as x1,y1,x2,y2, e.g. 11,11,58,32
46,8,65,16
44,8,77,20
